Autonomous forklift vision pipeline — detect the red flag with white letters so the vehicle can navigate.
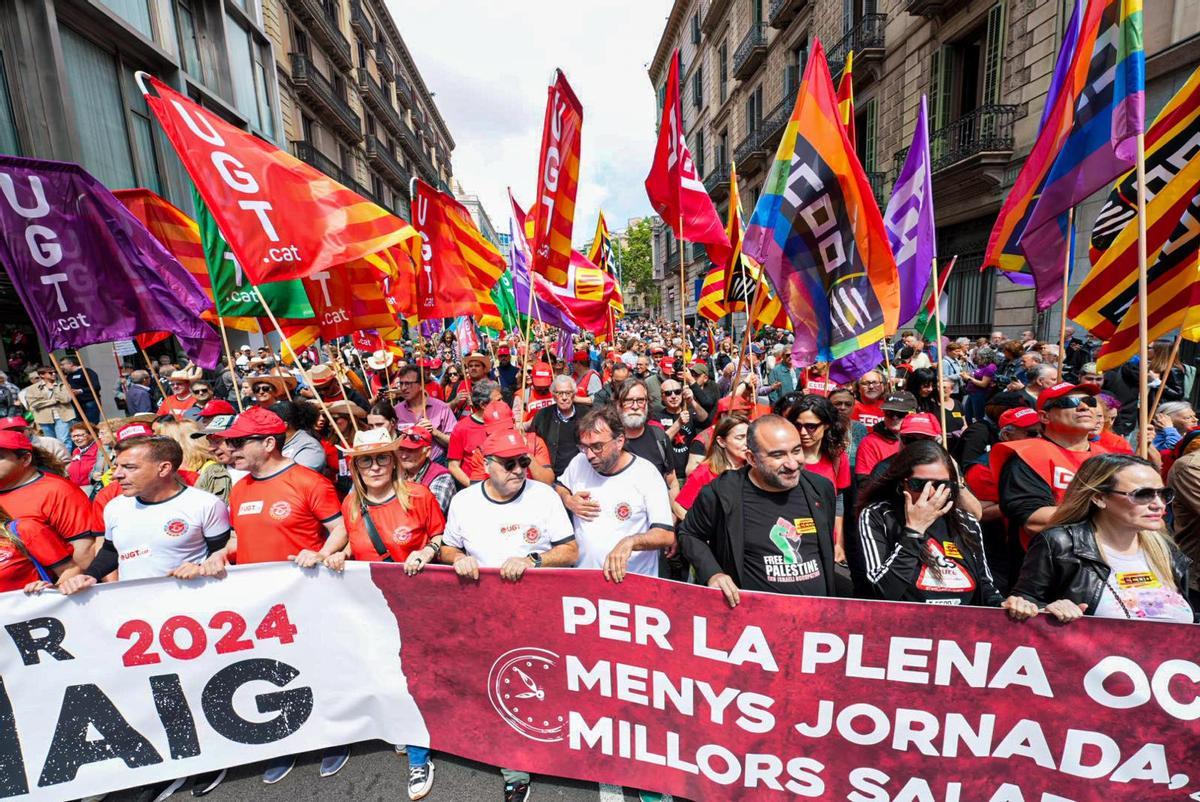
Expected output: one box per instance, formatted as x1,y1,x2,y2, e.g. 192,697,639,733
531,71,583,286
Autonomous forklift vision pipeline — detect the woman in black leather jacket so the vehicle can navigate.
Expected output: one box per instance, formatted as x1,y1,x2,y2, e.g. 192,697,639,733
1005,453,1194,623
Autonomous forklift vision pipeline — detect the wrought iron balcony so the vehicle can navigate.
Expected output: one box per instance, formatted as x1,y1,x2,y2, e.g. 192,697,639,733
394,75,412,108
866,171,888,208
892,104,1018,176
701,0,732,35
357,69,403,135
905,0,969,18
768,0,807,29
397,122,435,181
349,0,373,41
286,0,352,70
826,13,887,79
759,68,801,148
365,134,409,184
376,45,394,77
732,23,768,80
734,129,767,172
703,162,731,200
290,52,361,141
292,140,368,197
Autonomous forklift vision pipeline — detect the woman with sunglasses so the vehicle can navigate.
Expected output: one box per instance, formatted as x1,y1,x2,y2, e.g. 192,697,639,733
441,365,470,416
856,440,1002,606
1005,453,1194,623
780,395,851,563
332,428,445,799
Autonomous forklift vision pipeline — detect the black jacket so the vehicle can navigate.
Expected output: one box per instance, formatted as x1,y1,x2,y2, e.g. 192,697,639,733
856,501,1003,607
1012,521,1194,620
678,467,839,595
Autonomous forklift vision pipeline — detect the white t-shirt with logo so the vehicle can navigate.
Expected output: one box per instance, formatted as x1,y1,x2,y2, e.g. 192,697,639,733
443,480,573,567
559,453,673,576
1092,548,1193,623
104,485,230,581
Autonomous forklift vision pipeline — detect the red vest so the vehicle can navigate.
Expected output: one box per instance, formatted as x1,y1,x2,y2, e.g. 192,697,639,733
575,369,600,398
989,438,1109,503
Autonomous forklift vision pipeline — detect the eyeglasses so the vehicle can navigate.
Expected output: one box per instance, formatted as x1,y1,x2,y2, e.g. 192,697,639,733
1044,395,1098,411
794,421,825,433
622,397,648,407
193,388,212,395
905,477,958,495
663,389,683,397
1081,375,1103,383
447,372,460,378
1104,486,1175,505
489,455,532,472
354,454,394,469
224,436,267,449
251,384,275,394
396,380,418,386
861,380,883,386
578,439,615,455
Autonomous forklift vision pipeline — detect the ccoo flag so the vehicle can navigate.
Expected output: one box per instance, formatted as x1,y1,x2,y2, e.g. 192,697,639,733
0,156,220,366
742,40,899,383
142,75,417,286
1018,0,1145,309
884,95,937,327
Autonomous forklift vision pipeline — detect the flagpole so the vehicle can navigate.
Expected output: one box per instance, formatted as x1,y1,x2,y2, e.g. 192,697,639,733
1056,208,1074,381
48,352,105,454
931,260,948,450
216,315,245,413
72,349,111,427
1150,333,1182,415
1135,132,1150,459
731,279,766,396
678,214,688,346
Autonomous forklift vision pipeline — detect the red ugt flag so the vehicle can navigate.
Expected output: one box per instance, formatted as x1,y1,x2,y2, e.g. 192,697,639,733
645,50,730,266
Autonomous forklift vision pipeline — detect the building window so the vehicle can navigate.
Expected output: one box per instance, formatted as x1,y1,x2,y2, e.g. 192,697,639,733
717,131,728,169
695,129,706,177
99,0,153,39
745,85,762,133
225,14,275,138
788,44,806,90
0,52,19,155
657,82,666,113
691,13,701,43
856,97,877,171
718,43,728,103
692,66,703,108
173,0,205,82
59,26,139,189
751,0,763,26
357,41,368,68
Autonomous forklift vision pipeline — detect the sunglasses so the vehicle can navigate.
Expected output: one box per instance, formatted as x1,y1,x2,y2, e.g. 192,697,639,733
224,435,267,449
1104,486,1175,505
1044,395,1098,411
251,384,275,394
905,477,958,495
794,421,824,433
490,455,532,472
663,389,683,397
193,388,212,395
354,454,394,469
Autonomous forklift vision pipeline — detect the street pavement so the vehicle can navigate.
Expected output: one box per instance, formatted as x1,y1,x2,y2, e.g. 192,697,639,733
107,741,677,802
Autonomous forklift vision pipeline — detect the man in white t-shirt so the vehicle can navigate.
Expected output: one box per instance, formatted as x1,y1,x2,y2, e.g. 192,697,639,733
557,406,674,581
439,427,577,802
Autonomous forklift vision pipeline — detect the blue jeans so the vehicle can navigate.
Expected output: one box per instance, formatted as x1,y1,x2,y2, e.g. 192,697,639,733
407,745,430,767
40,419,72,446
963,393,986,425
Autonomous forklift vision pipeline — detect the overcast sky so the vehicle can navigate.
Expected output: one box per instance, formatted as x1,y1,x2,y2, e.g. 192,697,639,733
387,0,672,242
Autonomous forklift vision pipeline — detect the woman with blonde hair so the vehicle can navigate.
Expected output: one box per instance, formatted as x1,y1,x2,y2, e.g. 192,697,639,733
153,417,232,502
674,413,750,518
1004,453,1193,623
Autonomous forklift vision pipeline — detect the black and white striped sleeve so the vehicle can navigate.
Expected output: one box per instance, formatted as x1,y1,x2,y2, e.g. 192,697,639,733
857,502,923,601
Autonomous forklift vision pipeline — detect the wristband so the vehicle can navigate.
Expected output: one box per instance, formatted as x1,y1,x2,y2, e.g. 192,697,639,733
902,526,925,540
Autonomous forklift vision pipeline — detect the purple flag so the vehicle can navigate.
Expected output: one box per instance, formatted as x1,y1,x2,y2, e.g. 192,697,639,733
554,329,573,362
0,156,219,367
884,95,937,327
419,318,444,337
510,230,579,334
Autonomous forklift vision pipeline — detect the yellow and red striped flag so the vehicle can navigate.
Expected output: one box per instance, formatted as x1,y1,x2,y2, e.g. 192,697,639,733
531,71,583,285
279,259,402,355
697,264,727,322
586,211,625,316
836,51,855,149
439,186,507,329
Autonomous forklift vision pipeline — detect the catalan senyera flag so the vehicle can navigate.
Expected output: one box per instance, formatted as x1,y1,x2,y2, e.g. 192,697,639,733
1069,65,1200,369
531,70,583,285
697,264,727,322
411,181,485,321
279,259,401,354
437,185,507,330
836,51,856,150
586,212,625,316
1018,0,1145,310
142,75,416,285
743,39,899,383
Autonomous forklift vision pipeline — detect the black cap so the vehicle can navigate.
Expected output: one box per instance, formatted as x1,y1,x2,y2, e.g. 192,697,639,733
881,391,918,412
988,391,1032,411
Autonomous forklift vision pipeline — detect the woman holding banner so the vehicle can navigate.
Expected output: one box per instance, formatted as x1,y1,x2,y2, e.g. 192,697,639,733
1005,453,1194,623
335,428,444,800
855,440,1003,607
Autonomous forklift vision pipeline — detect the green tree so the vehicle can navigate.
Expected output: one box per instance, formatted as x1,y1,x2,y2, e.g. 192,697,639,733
618,218,658,310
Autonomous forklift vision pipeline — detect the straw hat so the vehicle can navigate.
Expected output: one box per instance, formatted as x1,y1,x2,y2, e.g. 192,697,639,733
249,374,298,393
168,366,203,383
338,427,400,456
325,399,368,420
367,350,395,370
308,363,338,386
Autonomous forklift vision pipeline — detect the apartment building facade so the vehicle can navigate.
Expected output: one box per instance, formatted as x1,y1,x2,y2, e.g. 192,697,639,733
649,0,1199,339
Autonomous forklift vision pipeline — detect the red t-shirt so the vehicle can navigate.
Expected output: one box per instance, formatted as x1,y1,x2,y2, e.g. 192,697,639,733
67,444,99,487
229,463,342,564
855,431,900,477
804,377,835,397
676,462,718,511
0,519,73,592
804,451,851,491
461,431,552,482
157,394,197,419
0,472,100,544
341,483,445,563
965,462,998,504
852,401,885,428
1095,429,1133,454
447,415,489,464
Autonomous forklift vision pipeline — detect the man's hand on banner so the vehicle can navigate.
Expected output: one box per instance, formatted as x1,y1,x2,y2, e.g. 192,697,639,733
22,579,53,594
1001,595,1040,621
707,573,740,608
290,549,324,569
57,574,98,596
168,562,202,580
323,551,347,572
499,556,530,582
603,538,635,584
200,551,229,578
453,555,481,580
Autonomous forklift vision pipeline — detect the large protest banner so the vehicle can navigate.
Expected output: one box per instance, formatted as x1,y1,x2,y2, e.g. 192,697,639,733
0,564,1196,801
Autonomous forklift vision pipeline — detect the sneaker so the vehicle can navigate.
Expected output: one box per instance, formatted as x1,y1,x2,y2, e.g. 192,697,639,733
407,760,435,800
638,793,664,802
190,769,226,797
503,781,531,802
131,778,186,802
394,744,408,754
262,755,295,784
318,744,350,777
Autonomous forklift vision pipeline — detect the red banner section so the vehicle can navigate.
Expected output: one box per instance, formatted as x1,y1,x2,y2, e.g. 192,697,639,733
0,564,1195,801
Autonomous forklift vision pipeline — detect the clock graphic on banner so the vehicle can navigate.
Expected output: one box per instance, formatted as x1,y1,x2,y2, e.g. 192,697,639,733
487,647,565,743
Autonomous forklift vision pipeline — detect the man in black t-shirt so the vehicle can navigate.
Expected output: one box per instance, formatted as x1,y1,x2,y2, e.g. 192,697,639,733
679,414,838,606
616,378,678,498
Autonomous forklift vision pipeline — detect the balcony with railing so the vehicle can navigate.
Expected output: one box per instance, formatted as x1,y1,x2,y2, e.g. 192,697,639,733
759,66,801,149
365,134,408,184
768,0,807,29
703,161,731,200
396,122,436,182
292,140,368,197
892,104,1018,177
349,0,373,41
291,52,361,141
394,74,412,108
286,0,352,70
734,129,767,173
357,68,403,135
701,0,732,35
866,171,888,209
826,13,886,79
905,0,969,18
376,45,394,77
732,23,768,80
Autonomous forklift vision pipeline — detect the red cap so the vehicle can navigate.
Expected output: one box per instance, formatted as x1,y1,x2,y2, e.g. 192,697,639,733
0,416,27,432
899,412,942,438
497,345,511,356
395,427,433,448
0,430,32,452
199,400,236,417
999,407,1040,429
531,362,553,388
1037,381,1098,411
115,422,156,443
207,406,287,440
482,400,515,430
481,428,529,458
573,349,589,363
659,358,676,374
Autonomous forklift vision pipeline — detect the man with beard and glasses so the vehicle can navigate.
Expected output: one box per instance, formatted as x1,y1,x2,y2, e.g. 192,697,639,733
615,379,678,499
679,414,839,608
852,371,888,427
